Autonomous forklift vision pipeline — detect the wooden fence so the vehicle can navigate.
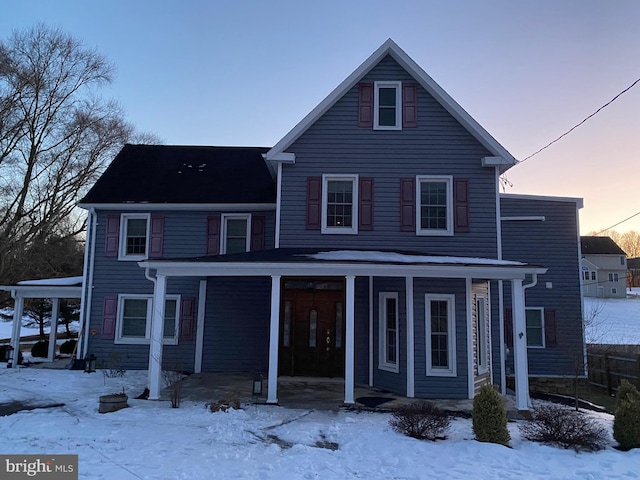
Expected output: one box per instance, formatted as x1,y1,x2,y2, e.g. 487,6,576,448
587,344,640,394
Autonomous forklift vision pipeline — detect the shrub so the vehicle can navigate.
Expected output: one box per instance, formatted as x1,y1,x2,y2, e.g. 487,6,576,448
613,380,640,450
472,384,510,446
60,339,77,354
208,397,241,413
31,340,49,358
519,404,608,452
389,402,451,441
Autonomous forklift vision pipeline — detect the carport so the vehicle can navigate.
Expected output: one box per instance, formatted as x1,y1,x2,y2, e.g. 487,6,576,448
0,277,83,365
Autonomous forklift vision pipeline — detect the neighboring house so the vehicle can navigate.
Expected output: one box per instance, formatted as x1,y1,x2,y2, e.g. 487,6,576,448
75,39,585,411
627,258,640,288
580,236,627,298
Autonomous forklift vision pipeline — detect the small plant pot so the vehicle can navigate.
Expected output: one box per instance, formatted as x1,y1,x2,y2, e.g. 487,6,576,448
99,393,128,413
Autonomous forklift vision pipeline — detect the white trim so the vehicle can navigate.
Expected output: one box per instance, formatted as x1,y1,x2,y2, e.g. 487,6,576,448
501,216,546,222
466,279,474,398
220,213,252,254
374,81,402,130
368,276,374,386
525,307,545,349
487,282,494,385
511,278,531,410
481,156,511,167
500,193,584,208
416,175,453,236
83,208,98,359
321,174,359,234
118,213,151,261
498,280,506,394
476,295,489,374
495,168,503,261
148,274,167,400
265,39,516,169
275,162,283,248
344,275,356,404
79,203,276,211
114,294,180,345
267,275,281,404
378,292,400,373
47,299,60,362
264,152,295,163
406,277,415,397
425,293,457,377
194,279,207,373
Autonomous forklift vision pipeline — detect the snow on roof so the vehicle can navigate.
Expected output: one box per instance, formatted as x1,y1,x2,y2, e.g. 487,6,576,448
307,250,525,266
17,276,84,286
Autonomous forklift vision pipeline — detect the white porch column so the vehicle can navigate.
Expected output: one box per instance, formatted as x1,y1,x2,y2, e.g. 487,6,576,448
47,298,60,362
344,275,355,404
267,275,281,404
405,276,415,398
194,279,207,374
148,274,167,400
9,294,24,367
511,278,530,410
466,278,474,399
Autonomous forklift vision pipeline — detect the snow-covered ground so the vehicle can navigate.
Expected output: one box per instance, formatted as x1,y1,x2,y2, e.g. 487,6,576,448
0,368,638,479
585,288,640,344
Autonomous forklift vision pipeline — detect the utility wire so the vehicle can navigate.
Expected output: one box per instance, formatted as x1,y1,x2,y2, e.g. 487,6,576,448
519,77,640,164
594,210,640,235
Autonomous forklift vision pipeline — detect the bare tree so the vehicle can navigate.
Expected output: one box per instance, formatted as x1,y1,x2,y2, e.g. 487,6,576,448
0,24,158,296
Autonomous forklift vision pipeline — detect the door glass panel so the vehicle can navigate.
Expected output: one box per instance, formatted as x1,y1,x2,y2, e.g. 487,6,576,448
283,301,291,347
335,302,343,348
309,309,317,347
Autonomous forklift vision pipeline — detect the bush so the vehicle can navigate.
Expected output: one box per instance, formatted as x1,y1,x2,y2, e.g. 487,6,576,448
60,339,77,354
613,380,640,450
31,340,49,358
472,384,510,446
519,404,608,452
389,402,451,441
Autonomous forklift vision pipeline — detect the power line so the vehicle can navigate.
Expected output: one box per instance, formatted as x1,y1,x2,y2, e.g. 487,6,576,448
519,77,640,164
594,210,640,235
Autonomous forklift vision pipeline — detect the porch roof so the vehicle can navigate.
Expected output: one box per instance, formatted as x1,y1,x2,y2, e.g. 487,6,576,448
0,276,83,298
139,248,547,280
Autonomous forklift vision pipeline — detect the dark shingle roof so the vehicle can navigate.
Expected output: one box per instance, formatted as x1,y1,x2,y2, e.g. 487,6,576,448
580,236,627,256
80,144,275,205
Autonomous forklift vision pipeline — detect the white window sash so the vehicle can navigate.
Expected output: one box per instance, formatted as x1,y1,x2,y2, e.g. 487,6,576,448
115,294,180,345
220,213,251,254
373,81,402,130
525,307,545,349
415,176,453,236
321,174,358,234
425,294,456,377
378,292,399,373
118,213,151,261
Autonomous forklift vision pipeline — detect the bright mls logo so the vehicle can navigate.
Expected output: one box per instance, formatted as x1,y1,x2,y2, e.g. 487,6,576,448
1,455,77,479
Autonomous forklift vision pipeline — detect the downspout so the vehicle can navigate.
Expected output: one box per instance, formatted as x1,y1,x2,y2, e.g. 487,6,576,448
81,208,97,359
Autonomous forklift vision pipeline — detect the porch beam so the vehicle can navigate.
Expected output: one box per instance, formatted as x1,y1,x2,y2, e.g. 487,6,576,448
267,275,281,404
9,294,23,367
47,298,60,362
405,276,415,398
511,278,530,410
344,275,355,404
148,274,167,400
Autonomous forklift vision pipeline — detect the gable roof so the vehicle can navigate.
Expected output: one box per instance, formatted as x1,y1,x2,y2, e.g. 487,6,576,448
80,144,276,206
265,39,516,171
580,236,627,256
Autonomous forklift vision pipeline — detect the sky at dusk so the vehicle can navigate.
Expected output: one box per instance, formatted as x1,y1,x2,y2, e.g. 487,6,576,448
3,0,639,234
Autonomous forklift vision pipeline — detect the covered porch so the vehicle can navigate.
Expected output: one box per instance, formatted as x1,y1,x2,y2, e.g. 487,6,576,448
138,249,546,411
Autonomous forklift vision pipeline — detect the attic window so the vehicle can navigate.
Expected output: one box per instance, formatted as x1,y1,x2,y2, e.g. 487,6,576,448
374,81,401,130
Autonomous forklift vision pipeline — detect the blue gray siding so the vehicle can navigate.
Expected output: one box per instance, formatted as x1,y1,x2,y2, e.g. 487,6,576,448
500,196,584,377
279,55,499,258
354,277,370,384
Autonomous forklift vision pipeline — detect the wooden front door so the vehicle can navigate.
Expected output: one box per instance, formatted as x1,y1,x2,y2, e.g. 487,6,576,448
279,281,345,377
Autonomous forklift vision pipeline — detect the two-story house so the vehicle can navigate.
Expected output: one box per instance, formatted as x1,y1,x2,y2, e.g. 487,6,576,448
75,40,585,411
580,236,627,298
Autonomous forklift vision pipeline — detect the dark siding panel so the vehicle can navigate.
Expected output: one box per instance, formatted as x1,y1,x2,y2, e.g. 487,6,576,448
354,276,370,384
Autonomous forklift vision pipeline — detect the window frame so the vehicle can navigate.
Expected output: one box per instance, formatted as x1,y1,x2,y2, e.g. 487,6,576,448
525,307,545,348
374,81,402,130
476,295,488,374
425,294,457,377
379,292,400,373
220,213,251,254
118,213,151,261
321,174,359,234
416,175,453,236
115,294,180,345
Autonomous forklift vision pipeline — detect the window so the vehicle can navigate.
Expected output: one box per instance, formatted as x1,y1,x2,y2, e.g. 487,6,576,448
608,273,619,282
612,288,618,295
525,308,544,348
591,271,596,281
374,81,401,130
425,294,456,376
322,175,358,234
379,292,399,373
476,296,488,374
116,295,180,345
621,256,626,266
119,214,150,260
417,176,453,236
309,309,318,347
221,214,250,254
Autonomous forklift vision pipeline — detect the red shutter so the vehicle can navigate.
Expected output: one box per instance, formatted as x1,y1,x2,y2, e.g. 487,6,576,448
359,177,374,231
402,83,418,128
149,215,165,258
504,308,513,349
206,216,220,255
544,309,557,347
400,178,415,231
307,177,322,230
358,83,374,128
105,215,120,257
101,296,117,339
179,296,196,342
454,179,470,233
251,215,265,251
